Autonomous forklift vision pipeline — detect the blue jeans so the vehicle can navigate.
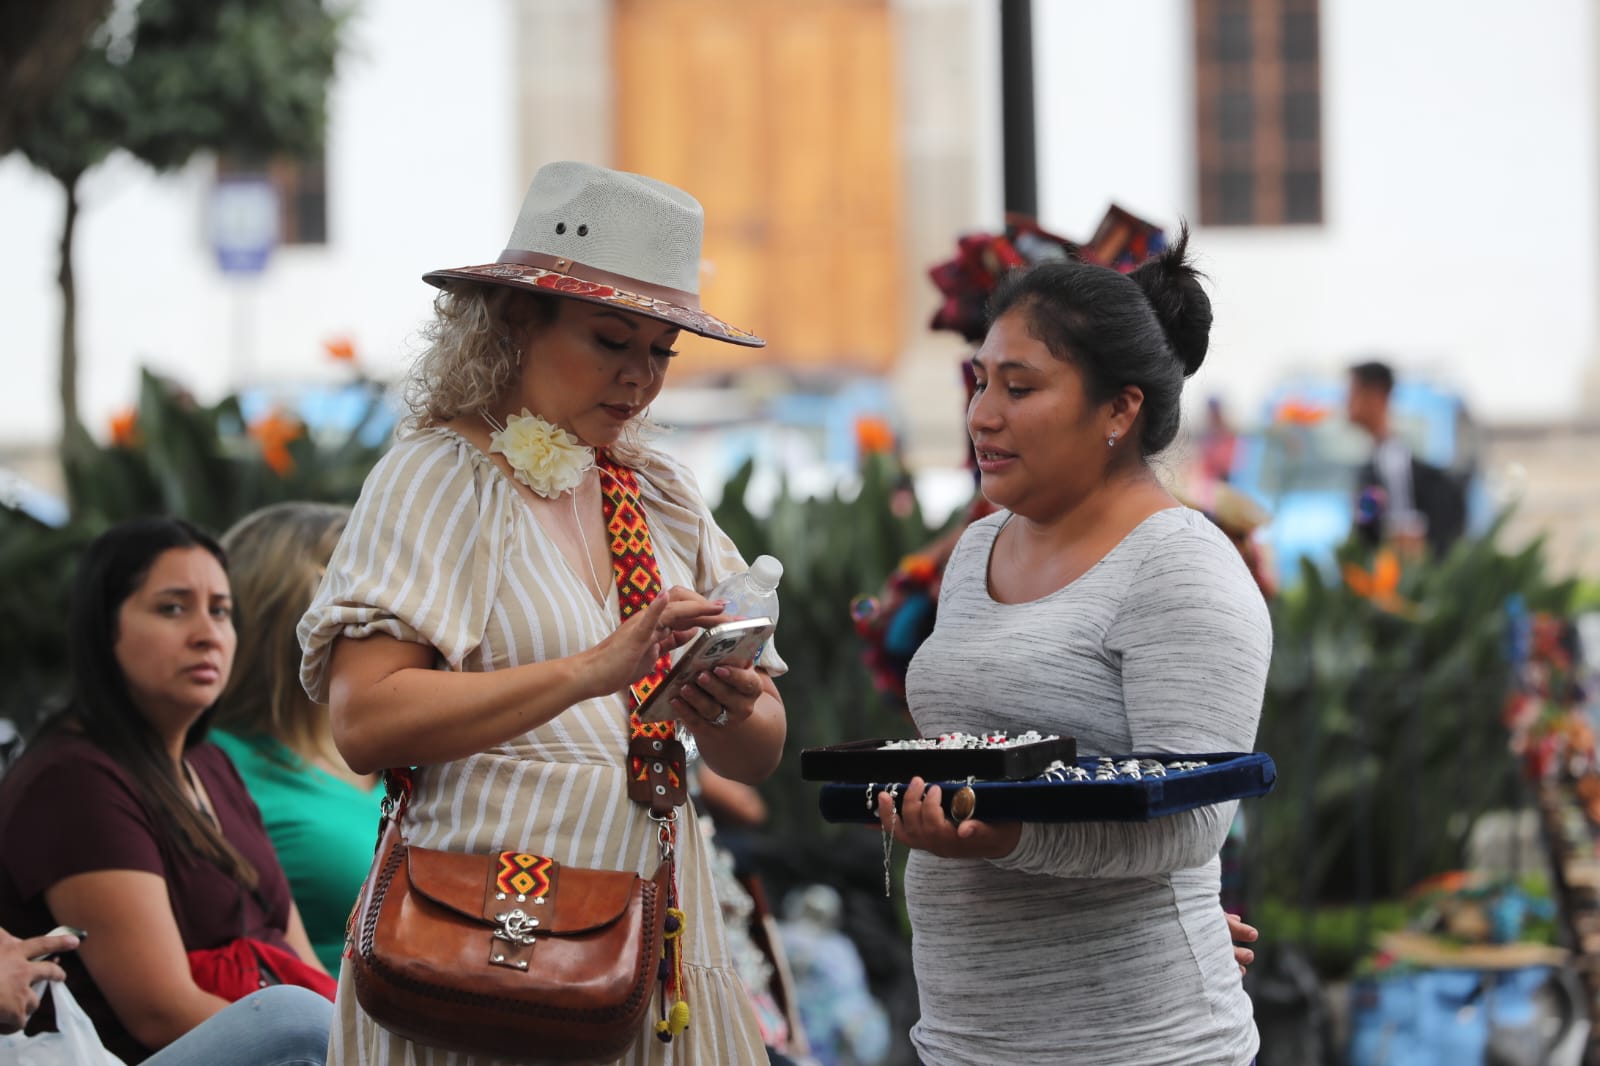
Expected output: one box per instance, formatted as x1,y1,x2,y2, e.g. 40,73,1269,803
143,986,332,1066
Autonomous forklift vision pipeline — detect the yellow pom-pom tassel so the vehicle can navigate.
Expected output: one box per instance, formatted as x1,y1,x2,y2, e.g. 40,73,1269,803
667,999,691,1036
663,907,686,941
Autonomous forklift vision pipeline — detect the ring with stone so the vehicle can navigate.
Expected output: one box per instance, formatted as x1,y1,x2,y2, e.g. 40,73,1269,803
711,708,731,727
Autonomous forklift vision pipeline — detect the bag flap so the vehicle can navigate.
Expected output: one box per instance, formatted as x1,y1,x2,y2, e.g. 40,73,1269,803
404,845,641,935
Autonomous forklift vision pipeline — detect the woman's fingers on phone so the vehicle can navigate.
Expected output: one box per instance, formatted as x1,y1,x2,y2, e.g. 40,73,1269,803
693,665,755,705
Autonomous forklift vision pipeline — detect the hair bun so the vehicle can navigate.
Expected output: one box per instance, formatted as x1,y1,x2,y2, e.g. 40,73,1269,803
1128,223,1211,378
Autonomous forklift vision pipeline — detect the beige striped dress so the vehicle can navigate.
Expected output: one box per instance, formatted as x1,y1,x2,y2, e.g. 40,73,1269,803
298,427,782,1066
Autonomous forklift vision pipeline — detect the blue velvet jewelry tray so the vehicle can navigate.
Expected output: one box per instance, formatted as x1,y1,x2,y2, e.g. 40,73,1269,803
816,751,1276,824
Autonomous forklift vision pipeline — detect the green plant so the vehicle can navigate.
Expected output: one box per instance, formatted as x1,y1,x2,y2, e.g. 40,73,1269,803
712,452,956,842
1250,518,1575,917
0,369,391,736
1251,897,1413,979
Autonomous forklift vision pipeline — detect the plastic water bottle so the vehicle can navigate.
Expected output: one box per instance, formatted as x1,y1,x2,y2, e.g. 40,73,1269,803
708,554,783,656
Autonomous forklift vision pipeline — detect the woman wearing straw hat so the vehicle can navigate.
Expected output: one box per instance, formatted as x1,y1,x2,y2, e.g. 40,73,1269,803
299,162,787,1065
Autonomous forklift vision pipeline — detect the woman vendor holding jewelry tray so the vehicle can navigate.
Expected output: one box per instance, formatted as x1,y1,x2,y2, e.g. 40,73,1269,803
877,230,1270,1065
298,162,786,1065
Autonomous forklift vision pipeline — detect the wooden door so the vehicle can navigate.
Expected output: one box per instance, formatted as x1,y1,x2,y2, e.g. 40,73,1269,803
614,0,902,374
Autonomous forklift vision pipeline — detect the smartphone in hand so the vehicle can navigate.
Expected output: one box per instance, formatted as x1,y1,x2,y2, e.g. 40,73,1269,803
634,617,774,724
28,926,86,962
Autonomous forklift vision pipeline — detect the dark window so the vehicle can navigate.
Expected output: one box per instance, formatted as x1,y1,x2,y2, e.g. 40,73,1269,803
1285,171,1321,223
1282,9,1318,63
1219,92,1254,144
1218,171,1256,224
1284,91,1319,142
1216,11,1253,63
277,156,328,246
1195,0,1324,225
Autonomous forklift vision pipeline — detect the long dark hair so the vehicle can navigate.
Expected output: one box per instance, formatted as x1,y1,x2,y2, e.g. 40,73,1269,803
36,516,259,889
987,224,1213,457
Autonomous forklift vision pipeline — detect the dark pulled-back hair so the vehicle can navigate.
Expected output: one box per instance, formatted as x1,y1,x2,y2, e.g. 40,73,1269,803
37,515,258,889
986,224,1213,456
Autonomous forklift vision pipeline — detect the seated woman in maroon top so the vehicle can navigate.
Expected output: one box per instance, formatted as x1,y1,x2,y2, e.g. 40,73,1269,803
0,517,332,1064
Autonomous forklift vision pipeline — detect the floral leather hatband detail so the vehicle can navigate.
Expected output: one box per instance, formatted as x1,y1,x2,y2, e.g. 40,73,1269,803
441,262,763,346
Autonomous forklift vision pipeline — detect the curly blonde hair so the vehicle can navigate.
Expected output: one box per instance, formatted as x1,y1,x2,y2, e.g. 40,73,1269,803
401,285,535,432
401,283,657,462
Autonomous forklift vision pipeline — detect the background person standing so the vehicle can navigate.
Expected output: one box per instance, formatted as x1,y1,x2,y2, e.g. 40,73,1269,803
1347,360,1467,558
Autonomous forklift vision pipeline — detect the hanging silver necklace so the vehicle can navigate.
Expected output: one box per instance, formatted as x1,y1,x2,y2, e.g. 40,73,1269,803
570,482,609,606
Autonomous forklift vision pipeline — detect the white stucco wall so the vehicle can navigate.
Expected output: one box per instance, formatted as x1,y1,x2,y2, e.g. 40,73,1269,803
3,0,1594,451
0,0,519,447
1032,0,1600,427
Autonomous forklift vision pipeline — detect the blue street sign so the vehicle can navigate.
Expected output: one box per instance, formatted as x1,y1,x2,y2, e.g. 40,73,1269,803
210,176,280,275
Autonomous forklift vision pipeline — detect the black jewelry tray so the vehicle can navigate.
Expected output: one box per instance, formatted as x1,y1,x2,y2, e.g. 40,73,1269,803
816,751,1276,823
799,735,1077,784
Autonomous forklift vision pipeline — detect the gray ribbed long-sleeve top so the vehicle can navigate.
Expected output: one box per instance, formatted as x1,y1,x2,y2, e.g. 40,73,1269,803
902,507,1271,1066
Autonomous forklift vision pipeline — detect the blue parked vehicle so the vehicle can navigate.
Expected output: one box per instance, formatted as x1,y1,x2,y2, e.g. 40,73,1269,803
1227,376,1491,588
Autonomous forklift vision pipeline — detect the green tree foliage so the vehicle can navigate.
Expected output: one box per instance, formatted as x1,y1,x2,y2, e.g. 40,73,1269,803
8,0,345,446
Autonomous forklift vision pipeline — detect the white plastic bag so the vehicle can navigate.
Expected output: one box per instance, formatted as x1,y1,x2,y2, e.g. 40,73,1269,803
0,981,126,1066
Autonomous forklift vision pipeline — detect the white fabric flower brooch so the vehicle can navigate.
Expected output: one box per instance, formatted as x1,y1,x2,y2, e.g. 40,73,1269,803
484,408,594,498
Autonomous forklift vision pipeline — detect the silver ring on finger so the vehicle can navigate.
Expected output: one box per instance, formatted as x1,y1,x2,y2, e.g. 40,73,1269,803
711,708,731,727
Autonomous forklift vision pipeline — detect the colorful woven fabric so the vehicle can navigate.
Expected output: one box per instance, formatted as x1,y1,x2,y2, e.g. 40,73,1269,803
927,207,1165,343
495,852,554,899
597,452,691,1041
597,453,678,740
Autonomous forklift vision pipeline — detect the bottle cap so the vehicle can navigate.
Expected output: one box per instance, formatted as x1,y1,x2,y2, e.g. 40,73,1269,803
749,555,783,589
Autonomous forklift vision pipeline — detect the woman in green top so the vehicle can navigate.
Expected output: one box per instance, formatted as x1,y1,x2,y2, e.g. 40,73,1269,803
213,502,380,973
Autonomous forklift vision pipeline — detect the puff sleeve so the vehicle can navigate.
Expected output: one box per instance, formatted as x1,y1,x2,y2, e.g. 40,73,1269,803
298,432,508,702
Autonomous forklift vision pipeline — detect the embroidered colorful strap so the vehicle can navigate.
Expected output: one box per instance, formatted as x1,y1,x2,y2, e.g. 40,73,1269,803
597,452,691,1040
597,453,677,739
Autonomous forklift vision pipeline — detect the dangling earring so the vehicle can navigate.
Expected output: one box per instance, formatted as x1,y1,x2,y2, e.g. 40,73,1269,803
1107,430,1119,448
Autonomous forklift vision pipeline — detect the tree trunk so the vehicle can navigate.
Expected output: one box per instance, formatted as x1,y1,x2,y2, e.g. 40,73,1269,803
58,173,81,450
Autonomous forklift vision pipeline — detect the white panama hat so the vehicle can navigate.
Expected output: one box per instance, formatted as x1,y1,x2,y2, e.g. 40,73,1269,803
423,161,763,347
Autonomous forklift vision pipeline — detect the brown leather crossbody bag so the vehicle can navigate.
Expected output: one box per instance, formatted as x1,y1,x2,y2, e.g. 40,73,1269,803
347,809,669,1063
347,454,697,1061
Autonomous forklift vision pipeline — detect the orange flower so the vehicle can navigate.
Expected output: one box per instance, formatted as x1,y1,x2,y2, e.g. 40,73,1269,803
855,415,896,456
108,408,140,448
324,336,357,362
248,409,304,476
898,553,937,583
1274,399,1327,426
1342,548,1415,616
